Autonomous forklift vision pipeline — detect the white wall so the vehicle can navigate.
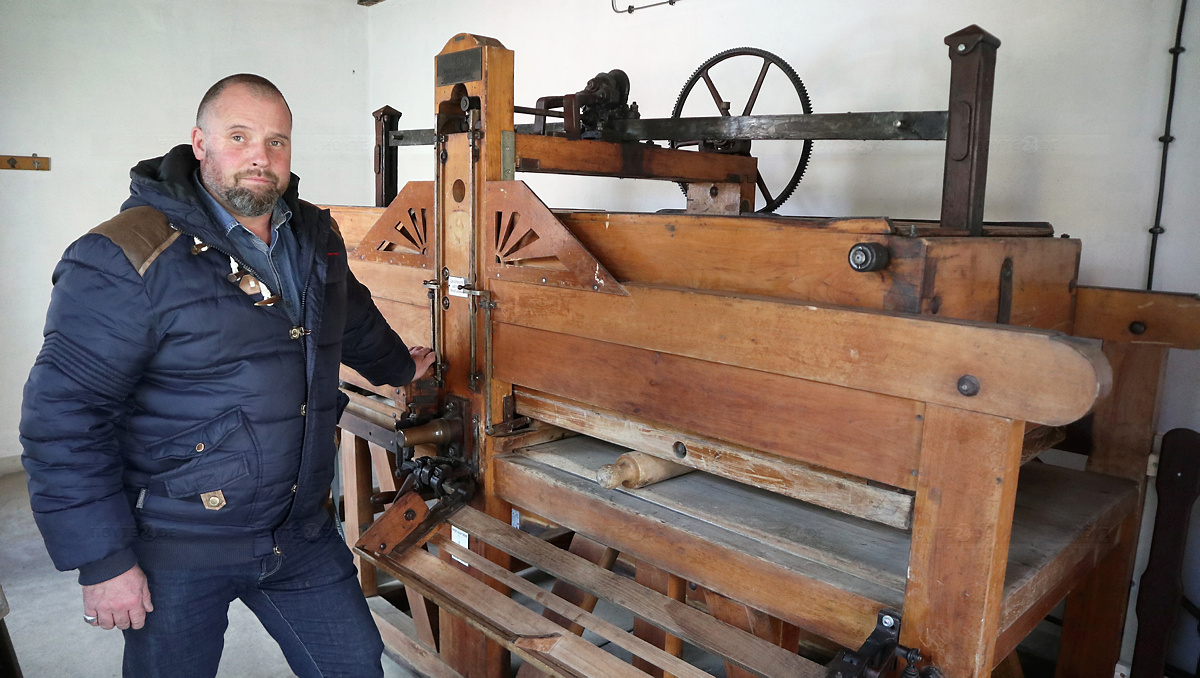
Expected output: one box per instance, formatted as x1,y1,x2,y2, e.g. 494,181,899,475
0,0,375,467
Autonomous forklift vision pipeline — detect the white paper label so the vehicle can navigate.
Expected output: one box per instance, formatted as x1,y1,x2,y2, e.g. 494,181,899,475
450,526,469,565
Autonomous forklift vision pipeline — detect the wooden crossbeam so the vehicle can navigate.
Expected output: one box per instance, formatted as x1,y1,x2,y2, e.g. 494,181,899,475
1,155,50,171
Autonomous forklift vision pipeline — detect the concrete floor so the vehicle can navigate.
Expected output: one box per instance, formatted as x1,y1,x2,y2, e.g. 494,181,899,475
0,470,413,677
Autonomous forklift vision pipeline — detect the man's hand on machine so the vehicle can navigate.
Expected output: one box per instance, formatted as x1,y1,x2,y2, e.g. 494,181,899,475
82,564,154,630
409,346,436,381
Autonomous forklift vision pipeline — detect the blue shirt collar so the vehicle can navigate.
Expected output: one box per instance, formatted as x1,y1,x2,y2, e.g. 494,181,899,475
191,170,292,237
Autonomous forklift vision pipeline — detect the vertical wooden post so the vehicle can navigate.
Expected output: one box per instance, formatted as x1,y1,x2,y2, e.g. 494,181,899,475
940,25,1000,236
340,431,378,596
373,105,401,208
703,589,801,678
900,404,1024,677
1056,343,1168,678
632,561,687,678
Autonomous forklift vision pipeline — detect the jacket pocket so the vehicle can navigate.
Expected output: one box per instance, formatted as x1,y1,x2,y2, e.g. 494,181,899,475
155,453,250,499
147,408,248,461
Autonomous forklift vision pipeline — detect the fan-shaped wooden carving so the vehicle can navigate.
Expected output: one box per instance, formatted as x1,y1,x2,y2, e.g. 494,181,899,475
353,181,434,269
486,181,625,295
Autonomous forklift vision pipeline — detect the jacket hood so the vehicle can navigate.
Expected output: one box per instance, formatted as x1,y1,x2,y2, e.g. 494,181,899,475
123,144,304,241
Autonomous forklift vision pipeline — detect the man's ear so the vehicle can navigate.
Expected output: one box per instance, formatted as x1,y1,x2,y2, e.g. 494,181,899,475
191,126,206,161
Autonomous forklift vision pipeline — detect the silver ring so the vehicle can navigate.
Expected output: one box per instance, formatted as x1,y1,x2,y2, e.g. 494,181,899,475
83,614,98,624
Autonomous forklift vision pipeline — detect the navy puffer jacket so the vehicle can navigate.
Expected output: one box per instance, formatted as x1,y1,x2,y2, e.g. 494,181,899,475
20,144,414,585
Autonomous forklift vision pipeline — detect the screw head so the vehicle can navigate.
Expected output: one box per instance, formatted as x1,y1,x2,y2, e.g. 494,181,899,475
441,296,450,310
882,615,895,628
957,375,981,397
709,185,719,198
1128,321,1147,335
957,43,966,52
673,441,688,459
404,509,417,521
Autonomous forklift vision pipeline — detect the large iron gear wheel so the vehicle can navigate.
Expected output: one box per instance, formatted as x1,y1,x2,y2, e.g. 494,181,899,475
671,47,813,213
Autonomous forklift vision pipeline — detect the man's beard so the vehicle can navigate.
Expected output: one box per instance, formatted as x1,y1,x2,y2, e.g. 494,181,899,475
201,164,285,218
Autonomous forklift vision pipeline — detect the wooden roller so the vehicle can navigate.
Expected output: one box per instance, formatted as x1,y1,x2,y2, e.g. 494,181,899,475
597,452,695,490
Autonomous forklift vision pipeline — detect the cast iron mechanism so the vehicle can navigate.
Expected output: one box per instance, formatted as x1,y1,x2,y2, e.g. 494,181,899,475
533,69,641,139
824,609,934,678
848,242,891,272
671,47,813,213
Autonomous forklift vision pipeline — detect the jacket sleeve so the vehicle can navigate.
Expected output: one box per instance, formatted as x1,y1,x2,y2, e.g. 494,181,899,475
339,246,417,387
19,235,159,585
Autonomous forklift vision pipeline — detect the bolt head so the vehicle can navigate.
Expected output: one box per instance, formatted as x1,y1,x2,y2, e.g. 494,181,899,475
404,508,417,521
882,615,895,628
957,375,981,397
957,43,966,52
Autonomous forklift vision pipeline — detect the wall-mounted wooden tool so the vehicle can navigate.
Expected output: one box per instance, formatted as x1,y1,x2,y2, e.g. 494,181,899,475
1,154,50,171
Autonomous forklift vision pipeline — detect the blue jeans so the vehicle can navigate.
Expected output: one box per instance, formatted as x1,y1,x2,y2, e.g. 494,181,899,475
122,519,383,678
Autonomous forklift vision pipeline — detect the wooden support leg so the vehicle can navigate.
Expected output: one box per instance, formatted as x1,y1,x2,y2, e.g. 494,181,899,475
340,431,378,596
1056,344,1167,678
702,589,801,678
900,405,1024,678
633,561,687,678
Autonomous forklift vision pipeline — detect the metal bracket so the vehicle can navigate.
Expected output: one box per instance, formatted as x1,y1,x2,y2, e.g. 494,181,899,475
825,609,934,678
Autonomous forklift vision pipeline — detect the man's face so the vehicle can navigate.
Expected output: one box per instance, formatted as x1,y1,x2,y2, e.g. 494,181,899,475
191,84,292,219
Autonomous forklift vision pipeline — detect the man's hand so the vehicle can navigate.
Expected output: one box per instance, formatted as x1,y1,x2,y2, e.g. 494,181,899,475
83,564,153,630
409,346,436,381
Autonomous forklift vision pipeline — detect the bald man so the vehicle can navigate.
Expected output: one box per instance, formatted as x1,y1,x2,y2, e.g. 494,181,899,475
21,74,433,677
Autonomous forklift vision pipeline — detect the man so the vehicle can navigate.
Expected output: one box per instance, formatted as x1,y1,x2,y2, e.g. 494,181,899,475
20,74,434,677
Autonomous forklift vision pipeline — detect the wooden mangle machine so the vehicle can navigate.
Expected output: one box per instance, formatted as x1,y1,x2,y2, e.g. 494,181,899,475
323,26,1200,678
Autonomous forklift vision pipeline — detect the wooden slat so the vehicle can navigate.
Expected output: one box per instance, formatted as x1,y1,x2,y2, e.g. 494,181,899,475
1073,286,1200,349
518,437,909,592
433,535,712,678
495,324,924,490
450,506,828,678
494,453,889,649
348,258,433,305
557,210,894,234
515,134,758,185
900,406,1024,678
491,280,1109,426
703,590,801,678
364,546,647,678
323,205,386,249
513,388,915,528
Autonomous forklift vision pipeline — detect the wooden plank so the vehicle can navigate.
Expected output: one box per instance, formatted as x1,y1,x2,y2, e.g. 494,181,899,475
367,599,461,678
494,454,889,650
1056,343,1168,678
900,406,1024,678
515,133,758,185
348,258,433,306
1073,286,1200,349
341,433,378,596
540,535,617,636
434,536,712,678
375,297,431,346
518,437,910,592
490,281,1110,426
366,546,647,678
495,324,924,490
323,204,386,249
556,209,894,234
919,237,1079,331
561,213,925,313
513,388,915,528
450,506,828,678
339,366,402,400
